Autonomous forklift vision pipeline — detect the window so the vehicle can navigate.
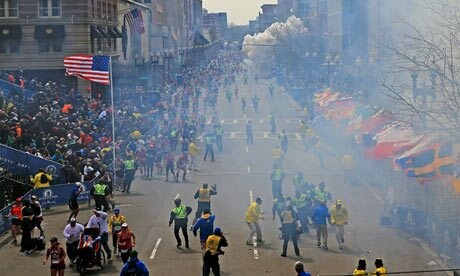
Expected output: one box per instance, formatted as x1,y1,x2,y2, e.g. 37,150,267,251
39,0,61,17
0,40,19,54
102,2,107,18
38,40,62,53
97,0,102,18
0,0,18,18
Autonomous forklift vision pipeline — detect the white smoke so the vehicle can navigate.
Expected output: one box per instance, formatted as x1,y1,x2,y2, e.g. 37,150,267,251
243,16,308,69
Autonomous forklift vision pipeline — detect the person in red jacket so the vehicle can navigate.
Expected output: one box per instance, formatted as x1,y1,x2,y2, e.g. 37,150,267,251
117,223,136,263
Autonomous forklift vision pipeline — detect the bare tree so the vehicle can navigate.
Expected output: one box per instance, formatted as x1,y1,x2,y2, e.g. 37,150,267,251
381,0,460,141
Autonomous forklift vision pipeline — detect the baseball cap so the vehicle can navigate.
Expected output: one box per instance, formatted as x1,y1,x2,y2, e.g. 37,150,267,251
70,218,77,222
31,195,37,200
213,227,222,235
15,198,21,202
113,208,120,213
295,261,304,270
122,223,128,228
336,200,342,205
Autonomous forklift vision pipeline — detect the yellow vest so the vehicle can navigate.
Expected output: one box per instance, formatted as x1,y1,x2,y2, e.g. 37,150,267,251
205,235,221,255
198,188,211,202
94,183,106,196
173,205,187,219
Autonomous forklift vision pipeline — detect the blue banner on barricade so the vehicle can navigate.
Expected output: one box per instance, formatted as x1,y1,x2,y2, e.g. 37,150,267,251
0,205,11,237
26,182,93,209
0,181,94,236
0,144,63,181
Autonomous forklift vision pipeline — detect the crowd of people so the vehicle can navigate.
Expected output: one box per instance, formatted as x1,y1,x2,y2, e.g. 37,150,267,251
2,49,244,275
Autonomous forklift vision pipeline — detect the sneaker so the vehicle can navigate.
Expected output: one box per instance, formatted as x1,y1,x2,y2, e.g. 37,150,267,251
185,245,189,249
257,240,265,244
317,243,321,248
176,244,182,248
280,253,286,257
246,241,253,246
339,245,343,250
322,245,328,250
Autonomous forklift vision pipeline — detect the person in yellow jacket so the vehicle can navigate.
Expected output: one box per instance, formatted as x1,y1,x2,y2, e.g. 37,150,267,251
342,153,355,185
245,197,265,245
188,138,200,171
330,200,348,249
272,145,284,168
374,258,387,276
30,168,52,188
353,259,367,275
108,208,126,255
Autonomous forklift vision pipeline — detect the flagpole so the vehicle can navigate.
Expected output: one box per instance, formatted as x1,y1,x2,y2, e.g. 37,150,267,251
109,56,117,187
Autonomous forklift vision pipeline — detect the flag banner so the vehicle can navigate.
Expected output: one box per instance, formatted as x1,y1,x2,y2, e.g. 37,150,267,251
0,144,63,181
64,55,110,85
124,8,145,35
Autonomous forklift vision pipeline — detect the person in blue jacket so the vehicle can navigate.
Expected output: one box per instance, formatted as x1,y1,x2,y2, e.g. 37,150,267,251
120,250,149,276
193,209,216,250
311,201,330,250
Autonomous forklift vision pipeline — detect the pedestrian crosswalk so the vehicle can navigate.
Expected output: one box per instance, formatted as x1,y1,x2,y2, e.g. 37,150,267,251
206,118,299,125
222,131,302,140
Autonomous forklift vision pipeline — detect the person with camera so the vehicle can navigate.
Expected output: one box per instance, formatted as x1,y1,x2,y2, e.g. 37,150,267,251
202,227,228,276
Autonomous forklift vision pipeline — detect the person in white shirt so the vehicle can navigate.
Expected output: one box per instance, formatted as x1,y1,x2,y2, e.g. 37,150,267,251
86,208,111,259
63,218,84,265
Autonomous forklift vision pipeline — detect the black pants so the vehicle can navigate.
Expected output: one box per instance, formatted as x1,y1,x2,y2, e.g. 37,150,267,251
123,170,136,192
112,232,120,250
203,261,220,276
166,164,175,180
20,218,32,252
100,232,111,258
282,225,299,255
174,219,189,247
204,144,214,161
120,248,132,263
66,240,79,261
94,196,109,212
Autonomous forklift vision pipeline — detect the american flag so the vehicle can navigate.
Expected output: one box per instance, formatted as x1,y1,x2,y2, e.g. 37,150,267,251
124,8,145,35
64,55,111,85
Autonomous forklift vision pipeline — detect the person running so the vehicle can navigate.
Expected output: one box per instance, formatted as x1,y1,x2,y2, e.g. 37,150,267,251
269,113,276,134
188,138,200,171
192,209,215,250
90,179,109,212
122,154,137,193
246,120,254,144
68,182,83,222
120,250,149,276
329,200,348,249
164,151,175,182
168,198,192,249
252,94,260,113
241,97,247,114
270,164,285,198
31,195,44,236
294,261,312,276
312,201,330,250
117,223,136,263
108,208,126,255
280,205,300,257
8,198,22,245
374,258,387,276
175,152,189,182
202,227,228,276
279,129,288,154
353,259,367,275
214,123,224,152
245,197,265,245
63,218,84,266
203,131,215,162
192,183,217,226
43,237,66,276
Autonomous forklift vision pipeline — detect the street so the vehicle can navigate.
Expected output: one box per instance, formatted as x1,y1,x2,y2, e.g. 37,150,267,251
0,78,446,276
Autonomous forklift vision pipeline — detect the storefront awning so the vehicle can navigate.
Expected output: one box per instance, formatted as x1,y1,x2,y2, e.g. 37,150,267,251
34,25,65,40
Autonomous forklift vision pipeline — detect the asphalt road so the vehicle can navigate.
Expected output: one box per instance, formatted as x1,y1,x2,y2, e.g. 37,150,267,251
0,77,447,276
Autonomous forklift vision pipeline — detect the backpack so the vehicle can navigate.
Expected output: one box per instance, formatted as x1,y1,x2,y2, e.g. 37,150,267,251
40,173,48,184
125,260,138,275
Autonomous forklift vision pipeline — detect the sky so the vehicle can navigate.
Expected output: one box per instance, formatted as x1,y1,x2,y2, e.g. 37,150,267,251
203,0,277,25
